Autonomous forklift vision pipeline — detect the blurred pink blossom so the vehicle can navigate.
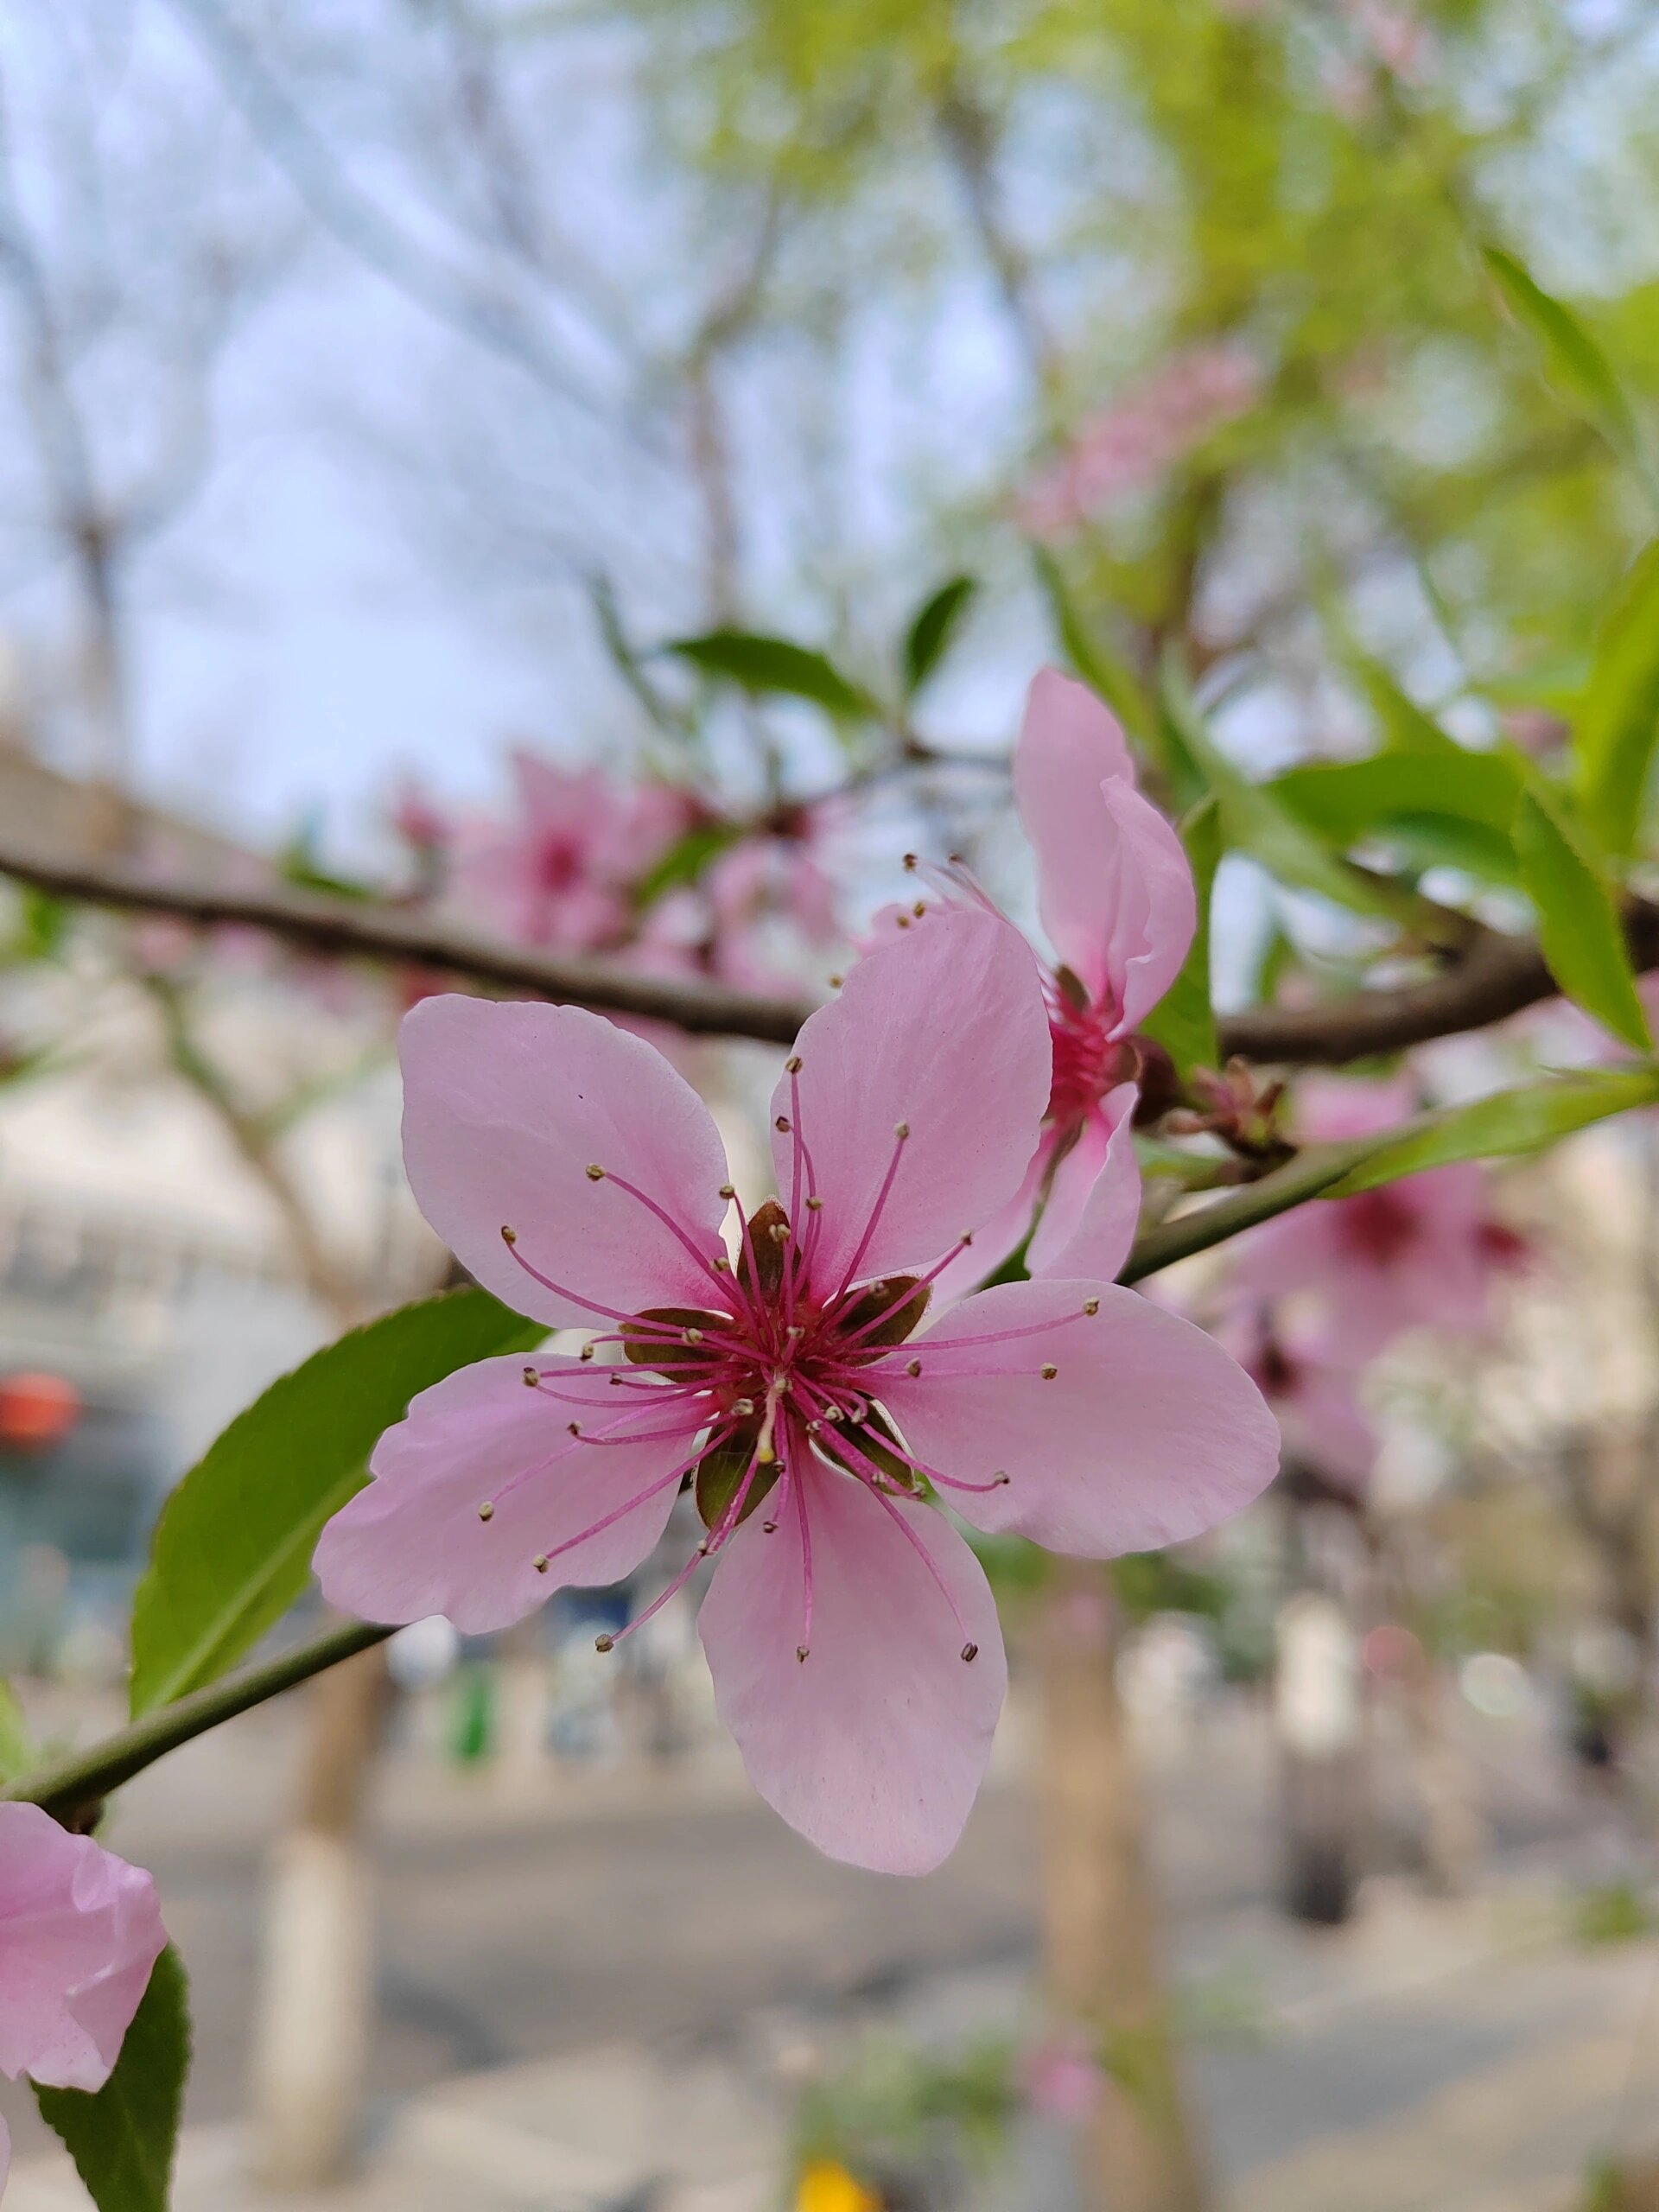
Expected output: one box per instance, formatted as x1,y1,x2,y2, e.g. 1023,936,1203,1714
707,808,843,992
1228,1077,1527,1369
1020,344,1263,538
454,751,696,954
1021,2025,1104,2121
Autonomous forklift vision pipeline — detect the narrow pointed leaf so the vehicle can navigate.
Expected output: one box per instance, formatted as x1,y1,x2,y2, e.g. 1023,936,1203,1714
1574,538,1659,856
129,1287,544,1715
34,1948,190,2212
902,574,978,696
665,630,874,719
1343,645,1461,756
1324,1069,1659,1194
1483,245,1644,468
1515,785,1651,1051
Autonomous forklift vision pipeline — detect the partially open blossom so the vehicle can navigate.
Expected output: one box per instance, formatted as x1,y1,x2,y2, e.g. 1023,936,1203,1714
878,669,1196,1295
1227,1077,1527,1368
1020,344,1262,538
316,910,1277,1872
0,1802,168,2185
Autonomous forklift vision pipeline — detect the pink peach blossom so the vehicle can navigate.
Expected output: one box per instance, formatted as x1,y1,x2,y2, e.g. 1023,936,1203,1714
0,1803,168,2164
707,813,842,993
1020,343,1262,537
316,910,1277,1872
454,752,695,953
1229,1077,1526,1367
1224,1308,1378,1489
878,669,1196,1294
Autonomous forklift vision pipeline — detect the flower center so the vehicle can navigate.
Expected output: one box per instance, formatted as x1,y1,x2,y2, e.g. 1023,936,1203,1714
1046,976,1135,1132
1336,1187,1417,1267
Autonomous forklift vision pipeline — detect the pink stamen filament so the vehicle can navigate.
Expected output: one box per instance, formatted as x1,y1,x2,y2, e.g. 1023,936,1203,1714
598,1440,765,1652
807,1395,1011,1499
835,1126,910,1300
596,1168,733,1294
528,1434,721,1568
893,1306,1096,1360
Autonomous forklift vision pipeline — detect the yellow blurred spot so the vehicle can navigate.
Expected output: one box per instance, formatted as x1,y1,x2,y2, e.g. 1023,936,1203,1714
796,2159,881,2212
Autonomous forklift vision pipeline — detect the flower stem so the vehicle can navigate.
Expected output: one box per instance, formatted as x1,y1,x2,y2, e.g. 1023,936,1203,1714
2,1618,395,1825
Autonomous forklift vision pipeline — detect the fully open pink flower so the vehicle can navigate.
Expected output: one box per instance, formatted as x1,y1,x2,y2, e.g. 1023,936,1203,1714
0,1802,168,2183
879,670,1196,1294
316,910,1276,1872
1228,1077,1525,1367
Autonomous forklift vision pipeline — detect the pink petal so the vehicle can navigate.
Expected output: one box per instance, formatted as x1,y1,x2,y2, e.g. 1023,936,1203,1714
315,1356,696,1635
875,1281,1279,1555
1015,675,1196,1021
0,1805,167,2094
400,995,730,1329
698,1468,1007,1874
772,909,1051,1291
925,1141,1050,1308
1028,1082,1142,1281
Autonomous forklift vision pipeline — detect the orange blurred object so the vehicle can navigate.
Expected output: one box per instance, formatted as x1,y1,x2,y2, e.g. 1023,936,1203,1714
0,1371,83,1449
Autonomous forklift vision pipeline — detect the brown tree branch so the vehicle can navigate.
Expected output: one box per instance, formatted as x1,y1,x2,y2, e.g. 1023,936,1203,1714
4,834,1656,1065
0,837,810,1044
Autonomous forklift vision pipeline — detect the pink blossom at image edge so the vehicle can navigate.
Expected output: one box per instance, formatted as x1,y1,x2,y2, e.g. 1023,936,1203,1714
0,1802,168,2196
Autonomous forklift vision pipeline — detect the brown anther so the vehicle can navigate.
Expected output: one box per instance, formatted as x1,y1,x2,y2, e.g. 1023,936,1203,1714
806,1418,822,1434
787,1324,804,1340
775,1114,791,1132
719,1182,736,1199
996,1473,1011,1485
785,1054,803,1073
895,913,912,929
768,1220,791,1244
796,1644,810,1662
1083,1297,1100,1315
829,973,844,989
893,1121,910,1140
912,900,926,918
733,1397,755,1416
585,1163,605,1182
579,1343,595,1361
522,1365,539,1387
714,1255,733,1273
824,1406,843,1423
478,1502,495,1522
567,1421,582,1436
762,1519,779,1534
906,1358,922,1377
806,1195,823,1211
594,1632,614,1653
533,1554,549,1573
903,852,918,870
961,1642,979,1663
683,1327,703,1344
500,1224,518,1246
1041,1363,1058,1380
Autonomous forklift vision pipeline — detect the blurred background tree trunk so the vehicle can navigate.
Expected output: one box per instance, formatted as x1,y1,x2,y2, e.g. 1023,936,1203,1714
1041,1560,1211,2212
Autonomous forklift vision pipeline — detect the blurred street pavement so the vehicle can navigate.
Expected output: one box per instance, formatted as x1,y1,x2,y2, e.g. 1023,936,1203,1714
6,1685,1659,2209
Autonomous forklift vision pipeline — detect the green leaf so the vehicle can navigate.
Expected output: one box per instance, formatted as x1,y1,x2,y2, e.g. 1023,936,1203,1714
1483,245,1645,469
1325,1069,1659,1195
902,574,977,696
1139,797,1221,1075
1515,785,1651,1051
129,1287,543,1716
1029,548,1154,741
634,818,744,906
0,1676,34,1783
35,1947,190,2212
1574,538,1659,856
1342,645,1461,757
1157,664,1399,919
664,630,874,719
1270,752,1522,883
